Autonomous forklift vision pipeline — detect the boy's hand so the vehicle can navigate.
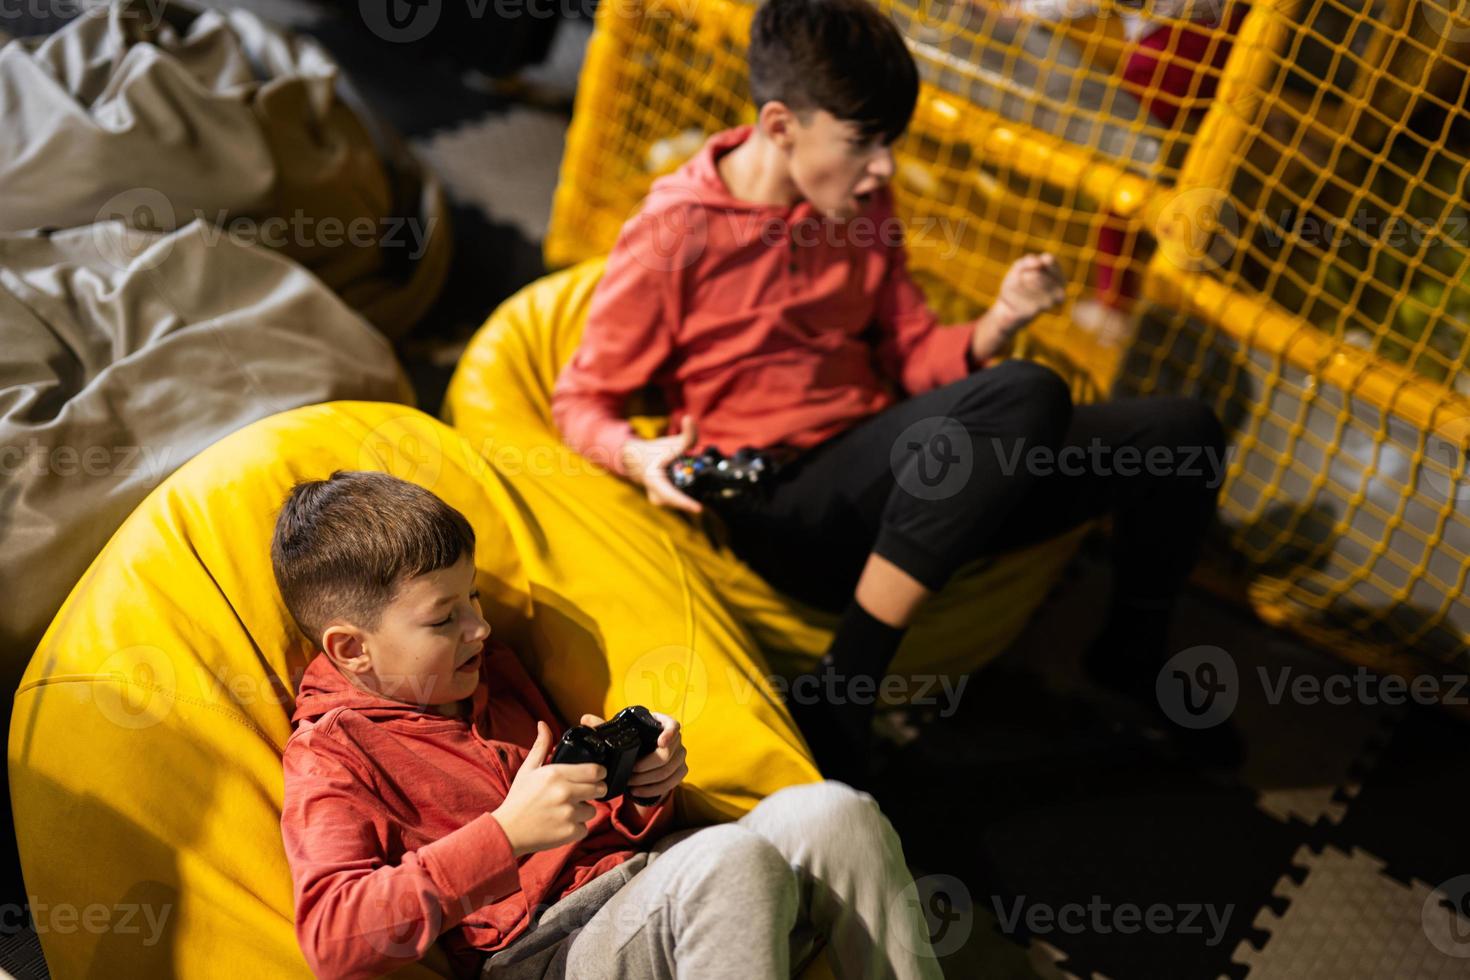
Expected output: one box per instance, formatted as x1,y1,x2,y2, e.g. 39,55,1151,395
492,721,607,857
971,253,1067,364
579,710,688,805
618,414,704,515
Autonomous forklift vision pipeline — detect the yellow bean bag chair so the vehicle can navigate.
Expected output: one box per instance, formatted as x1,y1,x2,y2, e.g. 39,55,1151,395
8,401,820,979
443,258,1090,690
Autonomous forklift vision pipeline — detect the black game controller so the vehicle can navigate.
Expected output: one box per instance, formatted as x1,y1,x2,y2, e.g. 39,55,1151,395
667,445,774,505
550,705,665,804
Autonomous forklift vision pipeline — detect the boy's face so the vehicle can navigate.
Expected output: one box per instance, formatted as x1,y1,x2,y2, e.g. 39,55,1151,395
322,553,491,712
778,106,897,222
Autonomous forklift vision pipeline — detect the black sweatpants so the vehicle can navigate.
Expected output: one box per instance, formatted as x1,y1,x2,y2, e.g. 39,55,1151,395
721,360,1227,615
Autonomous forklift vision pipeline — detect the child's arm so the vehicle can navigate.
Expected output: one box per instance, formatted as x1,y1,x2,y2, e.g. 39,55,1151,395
971,254,1069,364
281,739,522,980
615,413,706,515
551,205,687,478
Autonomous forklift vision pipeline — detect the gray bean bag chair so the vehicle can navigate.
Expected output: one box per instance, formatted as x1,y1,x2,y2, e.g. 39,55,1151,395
0,220,413,674
0,0,451,338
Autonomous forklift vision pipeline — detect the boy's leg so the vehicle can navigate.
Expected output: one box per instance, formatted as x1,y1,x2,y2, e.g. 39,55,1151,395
493,784,934,980
722,360,1075,779
724,365,1226,771
981,394,1227,665
554,824,801,980
735,781,943,980
971,393,1239,762
725,358,1076,613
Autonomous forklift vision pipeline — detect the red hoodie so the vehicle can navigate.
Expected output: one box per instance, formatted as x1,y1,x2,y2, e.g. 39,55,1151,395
552,125,982,475
280,640,674,980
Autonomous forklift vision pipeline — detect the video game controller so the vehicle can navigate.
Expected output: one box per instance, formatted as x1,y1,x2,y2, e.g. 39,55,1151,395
666,445,774,505
550,705,665,804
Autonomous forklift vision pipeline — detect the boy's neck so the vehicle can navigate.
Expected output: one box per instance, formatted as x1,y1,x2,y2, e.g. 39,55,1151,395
717,128,803,209
339,668,469,719
428,699,468,720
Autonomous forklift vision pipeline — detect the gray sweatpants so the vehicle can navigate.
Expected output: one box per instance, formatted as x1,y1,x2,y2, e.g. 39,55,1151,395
480,781,942,980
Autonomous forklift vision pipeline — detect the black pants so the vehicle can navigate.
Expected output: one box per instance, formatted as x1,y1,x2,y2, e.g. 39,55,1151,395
722,360,1227,615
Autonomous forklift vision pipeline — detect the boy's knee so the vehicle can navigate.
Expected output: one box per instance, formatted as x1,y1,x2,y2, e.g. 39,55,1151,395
1134,397,1227,496
1004,358,1072,398
604,825,796,953
769,780,891,841
691,825,794,896
969,358,1070,403
963,360,1073,443
1187,399,1227,455
1150,397,1227,462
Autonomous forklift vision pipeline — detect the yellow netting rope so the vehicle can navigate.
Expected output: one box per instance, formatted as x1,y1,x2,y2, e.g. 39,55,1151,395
547,0,1470,668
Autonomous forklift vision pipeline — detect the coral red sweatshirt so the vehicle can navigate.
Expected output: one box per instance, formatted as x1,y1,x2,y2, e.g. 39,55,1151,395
552,125,981,475
280,640,674,980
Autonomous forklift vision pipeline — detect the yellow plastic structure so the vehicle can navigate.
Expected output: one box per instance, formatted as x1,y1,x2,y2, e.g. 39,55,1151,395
442,258,1090,688
547,0,1470,672
7,401,830,978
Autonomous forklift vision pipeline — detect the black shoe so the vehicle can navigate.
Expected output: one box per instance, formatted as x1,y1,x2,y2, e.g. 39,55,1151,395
1081,640,1245,771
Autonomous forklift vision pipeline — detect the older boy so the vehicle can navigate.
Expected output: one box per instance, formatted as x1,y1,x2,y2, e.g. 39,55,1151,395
275,470,940,980
552,0,1229,778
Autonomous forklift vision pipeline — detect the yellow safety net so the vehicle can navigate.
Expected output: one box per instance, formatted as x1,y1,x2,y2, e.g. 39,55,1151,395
547,0,1470,674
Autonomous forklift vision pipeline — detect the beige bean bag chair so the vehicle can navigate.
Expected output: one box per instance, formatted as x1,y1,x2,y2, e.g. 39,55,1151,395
0,0,451,337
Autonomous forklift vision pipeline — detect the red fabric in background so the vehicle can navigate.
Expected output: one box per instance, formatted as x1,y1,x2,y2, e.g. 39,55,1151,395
1096,4,1248,305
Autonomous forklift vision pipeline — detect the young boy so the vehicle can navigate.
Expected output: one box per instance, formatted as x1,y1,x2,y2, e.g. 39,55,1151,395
274,470,940,980
552,0,1230,779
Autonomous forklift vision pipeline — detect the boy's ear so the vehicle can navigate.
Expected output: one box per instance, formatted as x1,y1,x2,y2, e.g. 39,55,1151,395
758,100,798,149
321,623,371,675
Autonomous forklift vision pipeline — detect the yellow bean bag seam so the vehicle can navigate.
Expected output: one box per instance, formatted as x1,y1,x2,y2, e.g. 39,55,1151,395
660,529,701,686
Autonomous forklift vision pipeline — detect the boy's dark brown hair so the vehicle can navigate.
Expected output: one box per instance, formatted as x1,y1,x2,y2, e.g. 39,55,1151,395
748,0,920,146
271,470,476,646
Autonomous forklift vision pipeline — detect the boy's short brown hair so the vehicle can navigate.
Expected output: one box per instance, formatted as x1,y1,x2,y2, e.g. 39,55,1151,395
270,470,476,646
748,0,920,145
